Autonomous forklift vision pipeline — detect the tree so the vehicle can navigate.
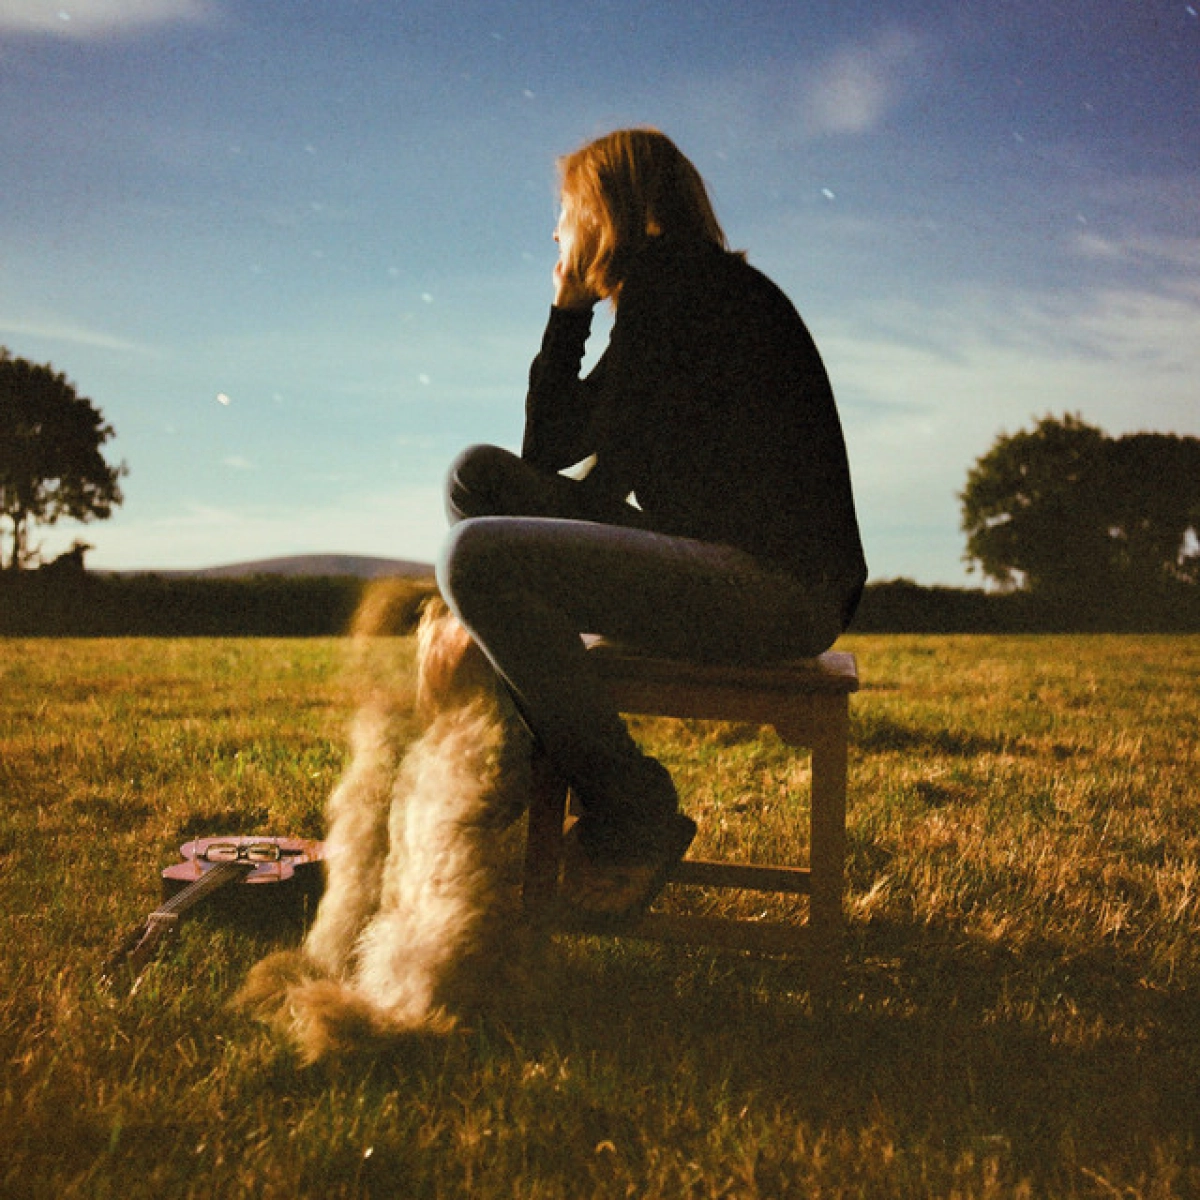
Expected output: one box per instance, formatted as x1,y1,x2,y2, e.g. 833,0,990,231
1105,432,1200,588
960,414,1112,595
0,348,127,571
960,414,1200,603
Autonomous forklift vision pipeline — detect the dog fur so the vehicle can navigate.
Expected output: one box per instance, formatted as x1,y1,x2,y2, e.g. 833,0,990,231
237,579,533,1061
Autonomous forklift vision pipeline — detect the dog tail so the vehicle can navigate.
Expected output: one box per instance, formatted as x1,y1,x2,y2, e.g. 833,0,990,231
235,952,455,1063
350,576,439,639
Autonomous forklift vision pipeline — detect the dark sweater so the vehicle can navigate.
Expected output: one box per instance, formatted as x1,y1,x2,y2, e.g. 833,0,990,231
522,236,867,614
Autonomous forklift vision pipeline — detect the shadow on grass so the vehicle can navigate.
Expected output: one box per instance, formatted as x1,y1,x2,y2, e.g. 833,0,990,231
853,713,1043,759
291,921,1200,1194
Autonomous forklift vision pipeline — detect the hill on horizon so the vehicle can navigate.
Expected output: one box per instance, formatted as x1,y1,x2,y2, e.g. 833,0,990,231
123,554,435,580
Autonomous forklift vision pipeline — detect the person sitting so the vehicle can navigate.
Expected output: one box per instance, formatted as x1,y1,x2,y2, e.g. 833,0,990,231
437,127,867,928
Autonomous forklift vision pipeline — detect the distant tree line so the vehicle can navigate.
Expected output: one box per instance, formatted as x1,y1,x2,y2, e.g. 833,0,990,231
4,569,1195,638
848,577,1200,634
0,572,369,637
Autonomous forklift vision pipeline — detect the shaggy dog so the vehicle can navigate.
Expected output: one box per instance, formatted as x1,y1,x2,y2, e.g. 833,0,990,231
237,580,533,1061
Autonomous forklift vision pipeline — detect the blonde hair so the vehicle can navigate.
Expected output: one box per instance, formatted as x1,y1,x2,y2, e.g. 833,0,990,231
557,128,729,301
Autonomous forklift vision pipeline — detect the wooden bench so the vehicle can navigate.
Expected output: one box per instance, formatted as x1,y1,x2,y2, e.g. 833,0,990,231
522,642,859,974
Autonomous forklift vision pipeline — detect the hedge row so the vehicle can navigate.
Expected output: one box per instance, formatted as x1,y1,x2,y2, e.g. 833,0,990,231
0,573,368,637
850,578,1200,634
2,572,1198,637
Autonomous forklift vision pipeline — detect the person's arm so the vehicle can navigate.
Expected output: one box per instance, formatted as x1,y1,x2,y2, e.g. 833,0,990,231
570,258,688,506
521,306,609,471
521,243,613,471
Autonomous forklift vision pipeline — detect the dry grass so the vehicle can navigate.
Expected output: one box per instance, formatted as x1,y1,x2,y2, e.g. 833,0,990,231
1,634,1197,1198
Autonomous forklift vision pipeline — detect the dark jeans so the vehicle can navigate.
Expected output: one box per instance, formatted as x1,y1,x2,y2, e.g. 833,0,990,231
436,444,844,847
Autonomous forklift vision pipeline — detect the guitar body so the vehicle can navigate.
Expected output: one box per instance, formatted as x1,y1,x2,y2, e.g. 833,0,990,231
162,836,325,901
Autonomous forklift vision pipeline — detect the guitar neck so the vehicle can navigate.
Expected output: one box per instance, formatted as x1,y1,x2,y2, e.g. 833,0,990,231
153,860,256,919
104,861,255,989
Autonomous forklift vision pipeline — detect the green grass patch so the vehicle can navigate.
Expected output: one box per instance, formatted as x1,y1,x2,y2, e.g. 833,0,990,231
2,635,1198,1197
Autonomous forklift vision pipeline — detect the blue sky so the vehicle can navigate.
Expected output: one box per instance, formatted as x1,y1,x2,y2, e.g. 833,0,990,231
2,0,1198,583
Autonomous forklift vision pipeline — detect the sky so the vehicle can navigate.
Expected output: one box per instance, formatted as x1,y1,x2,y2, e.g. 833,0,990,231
1,0,1198,584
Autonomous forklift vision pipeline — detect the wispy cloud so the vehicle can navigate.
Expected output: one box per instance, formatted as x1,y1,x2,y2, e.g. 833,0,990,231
821,274,1200,581
832,278,1200,435
1071,231,1200,275
655,27,933,154
0,0,214,38
0,315,156,355
801,28,931,137
88,485,445,572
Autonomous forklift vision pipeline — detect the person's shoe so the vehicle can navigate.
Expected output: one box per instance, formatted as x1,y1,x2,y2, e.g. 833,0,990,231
560,811,697,931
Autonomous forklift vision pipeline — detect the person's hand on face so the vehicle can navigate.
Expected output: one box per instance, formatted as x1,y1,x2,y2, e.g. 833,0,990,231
553,203,600,310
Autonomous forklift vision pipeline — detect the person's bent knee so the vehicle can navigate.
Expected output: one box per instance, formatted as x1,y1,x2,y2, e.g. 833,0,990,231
446,443,514,483
437,516,505,619
445,443,522,523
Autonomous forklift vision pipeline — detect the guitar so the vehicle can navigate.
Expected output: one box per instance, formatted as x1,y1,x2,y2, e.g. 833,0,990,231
103,835,323,991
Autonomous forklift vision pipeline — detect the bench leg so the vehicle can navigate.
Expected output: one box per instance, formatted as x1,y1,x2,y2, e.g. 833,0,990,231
807,697,848,981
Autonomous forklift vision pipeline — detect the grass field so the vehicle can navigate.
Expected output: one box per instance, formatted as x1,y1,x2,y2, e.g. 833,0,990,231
2,634,1198,1198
